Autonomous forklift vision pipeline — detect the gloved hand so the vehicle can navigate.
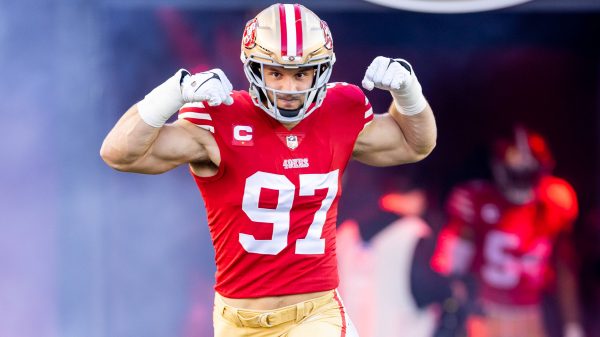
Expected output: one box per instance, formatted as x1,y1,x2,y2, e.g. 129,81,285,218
138,68,234,128
362,56,427,115
181,68,234,106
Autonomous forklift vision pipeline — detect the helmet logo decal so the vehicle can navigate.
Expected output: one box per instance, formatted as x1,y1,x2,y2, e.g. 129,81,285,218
242,18,257,49
321,20,333,50
278,4,303,57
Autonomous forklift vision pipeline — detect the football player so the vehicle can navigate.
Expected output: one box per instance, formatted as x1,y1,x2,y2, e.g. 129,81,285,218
431,127,584,337
100,3,436,337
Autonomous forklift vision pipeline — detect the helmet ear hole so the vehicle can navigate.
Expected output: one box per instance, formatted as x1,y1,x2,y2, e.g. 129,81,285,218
250,62,262,80
319,64,328,74
256,86,268,103
311,65,320,87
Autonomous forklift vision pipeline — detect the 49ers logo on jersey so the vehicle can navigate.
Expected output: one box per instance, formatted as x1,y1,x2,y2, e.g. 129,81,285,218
242,18,257,49
283,158,309,169
232,125,254,146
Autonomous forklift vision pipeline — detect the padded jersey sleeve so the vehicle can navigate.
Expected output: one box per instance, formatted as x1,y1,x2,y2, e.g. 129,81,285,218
540,176,579,233
446,184,480,226
431,184,480,275
177,102,215,133
327,82,373,131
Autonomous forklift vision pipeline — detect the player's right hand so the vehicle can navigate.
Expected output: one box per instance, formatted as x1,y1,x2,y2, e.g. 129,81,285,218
181,69,234,106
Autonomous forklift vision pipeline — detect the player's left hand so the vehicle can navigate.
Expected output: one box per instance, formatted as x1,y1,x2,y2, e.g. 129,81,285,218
362,56,414,93
362,56,427,116
181,68,234,106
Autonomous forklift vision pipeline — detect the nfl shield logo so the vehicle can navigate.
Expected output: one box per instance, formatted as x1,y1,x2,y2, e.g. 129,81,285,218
286,135,298,150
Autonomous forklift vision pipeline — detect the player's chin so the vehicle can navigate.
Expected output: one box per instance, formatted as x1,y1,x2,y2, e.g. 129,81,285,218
277,100,303,110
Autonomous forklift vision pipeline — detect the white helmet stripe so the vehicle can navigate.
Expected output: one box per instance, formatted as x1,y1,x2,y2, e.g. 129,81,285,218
279,4,303,57
284,5,297,56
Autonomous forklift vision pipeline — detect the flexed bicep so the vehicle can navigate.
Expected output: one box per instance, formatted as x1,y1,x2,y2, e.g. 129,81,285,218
352,113,421,166
101,104,216,174
141,119,217,174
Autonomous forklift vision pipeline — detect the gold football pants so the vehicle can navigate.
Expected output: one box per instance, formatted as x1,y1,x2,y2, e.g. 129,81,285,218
213,290,359,337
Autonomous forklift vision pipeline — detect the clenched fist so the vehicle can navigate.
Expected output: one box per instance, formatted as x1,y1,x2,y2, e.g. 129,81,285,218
181,69,234,106
362,56,414,93
361,57,426,116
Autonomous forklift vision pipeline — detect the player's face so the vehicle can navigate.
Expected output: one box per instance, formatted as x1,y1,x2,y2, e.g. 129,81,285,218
492,149,541,205
263,65,316,110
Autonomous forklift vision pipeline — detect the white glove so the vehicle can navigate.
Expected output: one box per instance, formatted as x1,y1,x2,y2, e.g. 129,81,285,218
137,68,234,128
362,56,427,116
181,68,234,107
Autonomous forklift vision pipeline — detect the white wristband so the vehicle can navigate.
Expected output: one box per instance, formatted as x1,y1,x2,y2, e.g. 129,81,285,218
138,69,189,128
390,60,427,116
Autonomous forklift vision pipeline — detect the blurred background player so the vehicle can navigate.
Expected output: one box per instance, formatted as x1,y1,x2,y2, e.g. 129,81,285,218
432,126,584,337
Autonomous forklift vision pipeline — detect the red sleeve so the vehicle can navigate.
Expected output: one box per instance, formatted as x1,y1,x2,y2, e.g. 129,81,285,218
328,82,373,128
431,218,476,275
431,185,480,275
177,102,214,133
446,185,478,225
540,177,579,233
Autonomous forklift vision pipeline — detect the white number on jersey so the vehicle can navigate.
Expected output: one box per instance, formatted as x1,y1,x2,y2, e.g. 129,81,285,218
240,170,339,255
481,230,551,289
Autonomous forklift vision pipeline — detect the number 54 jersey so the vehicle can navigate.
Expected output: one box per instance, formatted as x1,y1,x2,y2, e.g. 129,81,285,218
433,177,578,305
178,83,373,298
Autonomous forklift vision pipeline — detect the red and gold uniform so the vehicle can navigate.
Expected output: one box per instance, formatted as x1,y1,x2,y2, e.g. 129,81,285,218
179,83,373,299
433,176,578,337
435,176,577,304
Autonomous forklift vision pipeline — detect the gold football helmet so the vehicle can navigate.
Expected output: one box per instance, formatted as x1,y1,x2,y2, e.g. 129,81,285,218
492,126,555,204
240,3,336,122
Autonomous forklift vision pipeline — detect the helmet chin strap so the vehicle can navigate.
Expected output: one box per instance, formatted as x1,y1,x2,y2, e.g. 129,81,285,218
278,107,302,118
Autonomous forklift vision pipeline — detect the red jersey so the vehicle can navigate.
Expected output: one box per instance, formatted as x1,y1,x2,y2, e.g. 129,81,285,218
178,83,373,298
434,176,578,305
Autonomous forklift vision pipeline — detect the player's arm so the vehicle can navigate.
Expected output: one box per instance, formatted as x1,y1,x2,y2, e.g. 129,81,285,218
431,218,476,276
353,57,436,166
100,69,233,174
101,104,214,174
555,234,585,337
431,186,478,276
556,231,585,337
544,180,584,337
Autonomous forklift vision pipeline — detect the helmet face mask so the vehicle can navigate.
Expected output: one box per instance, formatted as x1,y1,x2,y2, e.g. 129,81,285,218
492,157,543,204
240,3,335,123
491,126,554,204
